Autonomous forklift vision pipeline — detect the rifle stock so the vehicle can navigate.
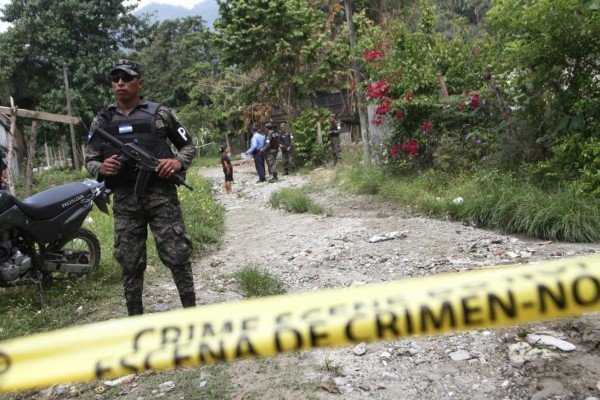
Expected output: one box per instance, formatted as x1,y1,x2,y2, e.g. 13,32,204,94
92,127,193,191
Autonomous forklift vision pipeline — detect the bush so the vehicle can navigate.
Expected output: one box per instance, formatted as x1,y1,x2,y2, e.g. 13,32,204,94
291,108,331,167
233,265,285,298
269,187,323,214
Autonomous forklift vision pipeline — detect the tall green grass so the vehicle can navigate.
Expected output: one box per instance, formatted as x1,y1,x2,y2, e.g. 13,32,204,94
333,163,385,195
233,264,285,298
269,187,323,214
454,172,600,242
334,164,600,242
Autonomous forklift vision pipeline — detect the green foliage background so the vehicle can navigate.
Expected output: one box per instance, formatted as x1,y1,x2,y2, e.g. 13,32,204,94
0,0,598,238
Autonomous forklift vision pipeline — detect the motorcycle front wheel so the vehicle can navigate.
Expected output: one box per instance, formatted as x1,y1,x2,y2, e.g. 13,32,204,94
42,227,101,280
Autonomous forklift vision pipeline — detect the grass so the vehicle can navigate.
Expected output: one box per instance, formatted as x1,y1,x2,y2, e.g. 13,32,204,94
194,155,221,168
269,187,324,214
232,264,285,298
0,162,225,341
333,154,600,242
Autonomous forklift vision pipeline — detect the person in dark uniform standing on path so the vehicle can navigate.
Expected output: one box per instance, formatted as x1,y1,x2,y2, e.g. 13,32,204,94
328,113,342,166
85,59,197,316
264,123,280,183
279,123,295,175
246,126,266,183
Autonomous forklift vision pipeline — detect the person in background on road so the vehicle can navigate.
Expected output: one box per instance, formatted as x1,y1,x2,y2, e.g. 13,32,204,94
279,122,295,175
246,126,266,183
328,113,342,166
220,143,233,195
85,59,197,316
264,123,280,183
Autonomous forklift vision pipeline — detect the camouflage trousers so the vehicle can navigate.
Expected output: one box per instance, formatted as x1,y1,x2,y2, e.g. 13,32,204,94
112,186,195,316
266,149,279,175
330,134,341,165
281,150,295,174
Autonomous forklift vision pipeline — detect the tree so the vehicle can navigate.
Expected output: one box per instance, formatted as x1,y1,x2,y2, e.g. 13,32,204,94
487,0,600,192
0,0,148,143
214,0,347,118
134,17,216,108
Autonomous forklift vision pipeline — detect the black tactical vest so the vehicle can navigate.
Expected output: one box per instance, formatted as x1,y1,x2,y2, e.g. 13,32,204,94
269,133,280,150
99,102,174,189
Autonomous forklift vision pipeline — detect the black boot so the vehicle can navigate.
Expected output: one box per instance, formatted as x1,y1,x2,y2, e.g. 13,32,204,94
126,300,144,316
268,172,278,183
180,292,196,308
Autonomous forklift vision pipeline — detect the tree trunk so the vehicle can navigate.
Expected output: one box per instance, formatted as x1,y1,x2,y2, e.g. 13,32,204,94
437,74,449,99
317,122,323,145
7,97,17,195
344,0,370,165
45,141,51,168
26,120,38,196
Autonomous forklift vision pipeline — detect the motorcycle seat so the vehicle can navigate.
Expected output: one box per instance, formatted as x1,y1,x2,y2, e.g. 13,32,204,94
9,182,92,220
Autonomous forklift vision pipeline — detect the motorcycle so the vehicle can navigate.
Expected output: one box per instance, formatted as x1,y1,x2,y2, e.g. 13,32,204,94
0,179,111,304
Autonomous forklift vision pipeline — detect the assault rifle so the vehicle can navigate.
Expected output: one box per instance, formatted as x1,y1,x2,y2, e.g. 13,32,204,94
92,127,193,195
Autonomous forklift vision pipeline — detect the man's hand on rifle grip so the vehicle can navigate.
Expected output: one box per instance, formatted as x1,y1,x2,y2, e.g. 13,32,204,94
100,155,121,176
156,158,182,179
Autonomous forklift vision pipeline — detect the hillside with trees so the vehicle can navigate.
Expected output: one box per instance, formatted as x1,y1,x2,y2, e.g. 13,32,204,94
0,0,598,240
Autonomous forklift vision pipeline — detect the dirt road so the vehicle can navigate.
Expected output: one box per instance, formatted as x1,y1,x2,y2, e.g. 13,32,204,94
194,161,600,400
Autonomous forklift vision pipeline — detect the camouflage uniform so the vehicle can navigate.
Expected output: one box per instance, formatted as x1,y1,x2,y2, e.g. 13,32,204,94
264,124,280,183
85,100,196,316
279,124,295,175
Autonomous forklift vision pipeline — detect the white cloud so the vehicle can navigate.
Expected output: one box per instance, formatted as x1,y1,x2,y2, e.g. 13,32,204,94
129,0,202,10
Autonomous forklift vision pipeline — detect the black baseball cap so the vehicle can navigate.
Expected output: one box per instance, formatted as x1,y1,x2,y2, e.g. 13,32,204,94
111,59,142,77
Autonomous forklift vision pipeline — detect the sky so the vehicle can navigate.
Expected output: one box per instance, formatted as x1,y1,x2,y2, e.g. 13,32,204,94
0,0,203,32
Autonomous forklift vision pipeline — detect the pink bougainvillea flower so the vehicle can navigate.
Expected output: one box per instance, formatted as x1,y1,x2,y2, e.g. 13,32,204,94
421,121,432,133
366,81,389,100
469,93,480,108
403,92,413,101
390,144,399,157
375,105,390,115
394,110,405,120
371,114,383,126
363,49,383,63
401,140,418,155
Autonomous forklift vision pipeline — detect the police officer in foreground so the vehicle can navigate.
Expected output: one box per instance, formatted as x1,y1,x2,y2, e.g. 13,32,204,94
85,60,197,316
328,113,342,166
279,123,295,175
264,123,280,183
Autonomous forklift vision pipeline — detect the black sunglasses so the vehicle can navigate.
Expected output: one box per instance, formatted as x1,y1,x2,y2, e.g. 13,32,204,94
110,74,137,83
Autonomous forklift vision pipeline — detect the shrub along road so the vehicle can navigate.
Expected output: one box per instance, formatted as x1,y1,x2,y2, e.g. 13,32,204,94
191,161,600,400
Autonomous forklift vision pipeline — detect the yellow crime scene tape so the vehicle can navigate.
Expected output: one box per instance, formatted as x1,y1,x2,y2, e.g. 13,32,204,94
0,254,599,392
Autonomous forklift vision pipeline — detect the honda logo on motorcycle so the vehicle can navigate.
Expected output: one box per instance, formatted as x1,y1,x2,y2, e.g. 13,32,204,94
61,195,84,208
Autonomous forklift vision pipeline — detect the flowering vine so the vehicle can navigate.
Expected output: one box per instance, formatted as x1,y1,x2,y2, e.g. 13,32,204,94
401,140,418,155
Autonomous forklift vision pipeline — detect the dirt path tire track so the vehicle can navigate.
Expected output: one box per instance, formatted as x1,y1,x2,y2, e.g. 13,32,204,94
192,162,600,400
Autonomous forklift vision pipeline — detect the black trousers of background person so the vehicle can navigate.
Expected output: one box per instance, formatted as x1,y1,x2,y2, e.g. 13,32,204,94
253,151,266,181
